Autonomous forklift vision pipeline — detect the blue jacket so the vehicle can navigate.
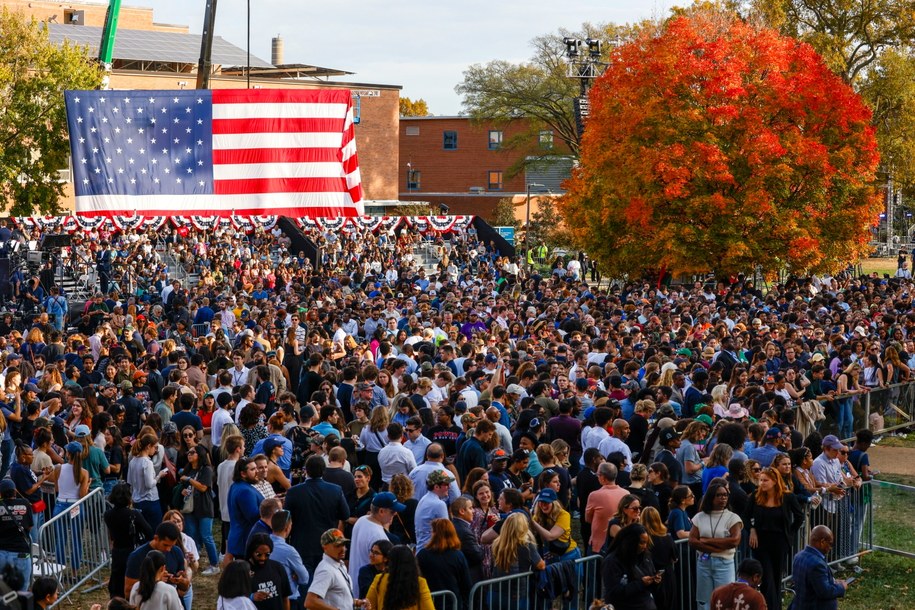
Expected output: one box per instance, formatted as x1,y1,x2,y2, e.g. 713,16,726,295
788,545,844,610
226,482,264,557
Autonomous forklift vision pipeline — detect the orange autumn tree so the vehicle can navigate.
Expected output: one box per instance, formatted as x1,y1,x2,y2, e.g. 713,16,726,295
559,11,883,278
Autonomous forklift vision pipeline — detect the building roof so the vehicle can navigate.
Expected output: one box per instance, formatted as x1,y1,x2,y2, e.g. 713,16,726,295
222,63,354,78
46,23,273,68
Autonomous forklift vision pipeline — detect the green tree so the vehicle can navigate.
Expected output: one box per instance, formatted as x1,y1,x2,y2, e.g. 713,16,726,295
456,23,638,157
399,97,430,117
0,9,103,215
490,197,520,228
737,0,915,84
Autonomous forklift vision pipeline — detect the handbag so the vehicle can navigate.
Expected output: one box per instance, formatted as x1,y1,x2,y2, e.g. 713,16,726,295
14,482,46,513
161,450,178,488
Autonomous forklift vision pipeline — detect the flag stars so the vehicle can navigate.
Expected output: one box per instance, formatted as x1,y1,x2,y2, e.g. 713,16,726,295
164,168,170,174
73,97,80,103
125,118,132,124
130,178,136,184
185,107,191,113
128,158,135,165
80,158,86,164
185,128,191,134
137,108,144,114
116,148,122,154
88,107,94,113
185,147,192,154
148,97,155,103
92,147,99,154
139,148,146,154
126,138,133,144
161,108,167,114
117,168,124,174
173,97,180,103
198,180,205,186
99,97,106,103
114,127,121,134
101,117,108,123
186,168,193,174
141,168,147,174
90,127,97,133
197,119,203,125
176,177,182,184
151,138,157,144
105,157,112,164
197,98,203,104
138,128,144,134
104,137,110,143
173,138,180,144
83,179,89,185
154,178,160,184
112,107,119,114
79,138,86,144
76,117,83,124
197,160,203,166
173,117,179,124
94,168,101,174
150,118,156,124
162,128,168,134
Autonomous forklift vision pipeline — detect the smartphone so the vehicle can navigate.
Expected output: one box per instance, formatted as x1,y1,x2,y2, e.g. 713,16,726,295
845,577,856,585
657,569,665,576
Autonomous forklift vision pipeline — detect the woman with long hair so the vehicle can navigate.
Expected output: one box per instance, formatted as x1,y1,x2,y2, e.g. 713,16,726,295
128,433,168,528
49,441,90,571
746,467,804,610
647,462,674,523
365,545,434,610
357,539,393,603
836,362,866,441
128,550,183,610
376,369,397,400
640,507,676,610
359,407,389,489
388,474,418,546
178,444,220,574
470,480,499,577
689,479,743,610
666,485,694,540
600,524,661,610
701,443,733,494
531,488,579,561
105,482,153,600
238,406,268,458
416,519,472,610
742,459,762,496
216,560,256,609
601,494,643,554
461,467,489,496
492,513,545,578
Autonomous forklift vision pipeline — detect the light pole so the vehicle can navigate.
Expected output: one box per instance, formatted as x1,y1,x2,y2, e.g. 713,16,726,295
563,37,611,140
526,183,545,254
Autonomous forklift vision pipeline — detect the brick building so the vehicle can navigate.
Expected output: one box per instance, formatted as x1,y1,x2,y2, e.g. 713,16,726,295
398,116,572,220
4,0,401,211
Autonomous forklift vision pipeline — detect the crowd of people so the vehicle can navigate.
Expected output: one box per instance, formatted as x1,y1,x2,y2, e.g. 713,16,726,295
0,216,904,610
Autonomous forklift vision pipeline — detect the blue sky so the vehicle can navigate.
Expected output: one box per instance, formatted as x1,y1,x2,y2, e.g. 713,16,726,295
134,0,678,114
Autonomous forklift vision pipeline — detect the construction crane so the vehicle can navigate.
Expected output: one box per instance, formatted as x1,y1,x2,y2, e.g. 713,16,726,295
97,0,121,89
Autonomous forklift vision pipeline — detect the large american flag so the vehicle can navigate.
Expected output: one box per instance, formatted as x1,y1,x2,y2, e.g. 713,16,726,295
64,89,364,218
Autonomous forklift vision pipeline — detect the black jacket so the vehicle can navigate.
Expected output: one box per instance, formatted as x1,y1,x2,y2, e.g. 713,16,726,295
452,517,484,581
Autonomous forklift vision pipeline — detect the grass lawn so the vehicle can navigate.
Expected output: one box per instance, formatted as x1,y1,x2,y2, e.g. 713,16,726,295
860,257,899,278
834,474,915,610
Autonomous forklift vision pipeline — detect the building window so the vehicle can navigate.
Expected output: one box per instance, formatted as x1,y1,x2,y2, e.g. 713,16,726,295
407,169,421,191
488,171,503,191
405,126,420,136
443,131,458,150
539,130,554,150
488,130,503,150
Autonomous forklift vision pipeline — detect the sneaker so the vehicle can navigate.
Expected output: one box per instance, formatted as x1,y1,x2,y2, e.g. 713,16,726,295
201,566,220,576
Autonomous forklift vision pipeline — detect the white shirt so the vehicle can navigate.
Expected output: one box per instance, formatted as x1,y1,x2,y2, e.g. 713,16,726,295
580,426,609,466
129,581,184,610
230,366,250,389
210,408,234,447
377,441,417,484
597,435,633,471
404,435,432,465
348,517,387,597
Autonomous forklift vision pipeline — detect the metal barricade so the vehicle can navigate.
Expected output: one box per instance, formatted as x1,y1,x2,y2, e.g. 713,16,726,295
468,571,532,610
34,488,110,607
866,480,915,559
430,589,460,610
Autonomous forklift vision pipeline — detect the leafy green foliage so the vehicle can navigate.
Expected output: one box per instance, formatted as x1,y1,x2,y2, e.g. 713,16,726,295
0,9,102,215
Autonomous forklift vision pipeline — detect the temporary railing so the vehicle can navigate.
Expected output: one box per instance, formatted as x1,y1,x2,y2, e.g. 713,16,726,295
457,484,872,610
33,487,110,608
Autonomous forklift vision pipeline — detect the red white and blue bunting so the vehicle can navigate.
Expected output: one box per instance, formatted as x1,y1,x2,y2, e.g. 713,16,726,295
9,215,475,235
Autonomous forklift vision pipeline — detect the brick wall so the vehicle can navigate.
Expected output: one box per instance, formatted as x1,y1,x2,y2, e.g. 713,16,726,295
3,0,188,32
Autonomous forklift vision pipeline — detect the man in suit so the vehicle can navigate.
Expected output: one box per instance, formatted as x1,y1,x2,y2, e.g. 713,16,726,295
284,455,350,576
450,496,484,581
788,525,847,610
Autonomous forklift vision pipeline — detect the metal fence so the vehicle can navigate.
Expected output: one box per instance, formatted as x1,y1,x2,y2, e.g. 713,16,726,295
33,487,110,607
868,480,915,559
455,485,872,610
793,381,915,442
430,589,460,610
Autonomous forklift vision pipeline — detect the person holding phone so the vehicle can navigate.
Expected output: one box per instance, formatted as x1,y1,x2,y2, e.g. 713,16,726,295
788,525,848,610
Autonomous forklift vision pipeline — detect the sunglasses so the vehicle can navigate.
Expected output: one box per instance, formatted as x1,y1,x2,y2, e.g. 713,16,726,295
183,433,195,438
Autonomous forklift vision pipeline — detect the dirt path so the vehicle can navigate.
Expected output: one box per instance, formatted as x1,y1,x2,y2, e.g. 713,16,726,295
867,445,915,476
